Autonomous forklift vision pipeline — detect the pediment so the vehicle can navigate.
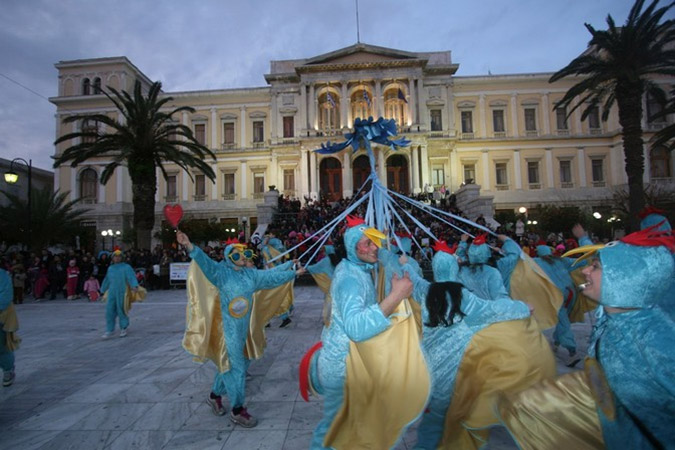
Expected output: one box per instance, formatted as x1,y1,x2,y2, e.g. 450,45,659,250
305,43,419,66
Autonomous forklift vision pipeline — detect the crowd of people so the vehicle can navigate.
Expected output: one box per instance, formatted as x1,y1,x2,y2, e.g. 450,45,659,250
1,191,672,449
0,245,191,304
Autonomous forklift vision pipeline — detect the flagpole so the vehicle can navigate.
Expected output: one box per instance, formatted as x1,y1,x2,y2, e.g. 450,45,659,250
355,0,361,43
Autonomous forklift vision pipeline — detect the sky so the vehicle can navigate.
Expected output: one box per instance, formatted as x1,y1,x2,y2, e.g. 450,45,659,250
0,0,641,172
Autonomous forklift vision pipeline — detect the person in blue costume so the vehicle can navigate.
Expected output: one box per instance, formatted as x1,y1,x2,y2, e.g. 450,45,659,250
457,234,509,300
177,230,303,428
261,230,294,328
498,226,675,449
0,269,17,387
100,250,138,339
493,234,524,293
534,244,581,366
309,216,416,449
639,206,671,231
402,243,542,449
393,233,423,277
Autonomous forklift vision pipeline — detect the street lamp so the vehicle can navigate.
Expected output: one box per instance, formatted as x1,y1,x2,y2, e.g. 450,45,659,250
113,230,121,249
593,212,602,219
4,158,32,244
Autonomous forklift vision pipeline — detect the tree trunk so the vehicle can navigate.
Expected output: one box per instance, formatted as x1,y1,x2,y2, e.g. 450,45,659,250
130,175,157,250
616,82,646,232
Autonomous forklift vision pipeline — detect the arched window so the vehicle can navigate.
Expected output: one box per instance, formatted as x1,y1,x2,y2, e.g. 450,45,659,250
650,146,671,178
318,90,340,135
384,86,407,126
82,78,91,95
93,77,102,94
79,168,98,203
351,88,373,121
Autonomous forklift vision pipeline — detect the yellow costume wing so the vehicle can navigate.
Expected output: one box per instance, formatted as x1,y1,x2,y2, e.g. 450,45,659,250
510,254,563,329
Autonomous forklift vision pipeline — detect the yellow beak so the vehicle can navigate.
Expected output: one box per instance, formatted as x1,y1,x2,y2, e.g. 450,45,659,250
363,227,386,248
562,243,605,264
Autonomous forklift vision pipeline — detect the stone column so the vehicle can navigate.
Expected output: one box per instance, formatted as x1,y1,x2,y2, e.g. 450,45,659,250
341,82,349,128
545,148,554,189
450,148,459,192
239,106,247,147
408,78,416,125
513,149,522,189
411,146,419,193
479,94,487,137
445,84,453,133
270,153,278,189
211,108,217,147
482,149,490,189
577,147,586,187
182,169,189,201
342,151,352,198
240,160,248,199
300,83,307,130
300,149,309,201
542,94,551,135
510,94,519,138
309,83,316,130
270,92,278,139
376,80,383,118
420,145,430,187
310,151,318,199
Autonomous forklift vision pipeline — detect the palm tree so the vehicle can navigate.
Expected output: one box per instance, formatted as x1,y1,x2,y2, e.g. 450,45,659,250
53,80,216,249
549,0,675,231
0,189,89,250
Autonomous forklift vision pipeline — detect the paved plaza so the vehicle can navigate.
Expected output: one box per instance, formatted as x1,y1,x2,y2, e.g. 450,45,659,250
0,283,592,450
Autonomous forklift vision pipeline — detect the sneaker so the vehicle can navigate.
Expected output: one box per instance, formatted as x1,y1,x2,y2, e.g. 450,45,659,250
230,407,258,427
3,370,15,387
119,328,128,338
102,331,113,339
206,393,226,416
279,318,292,328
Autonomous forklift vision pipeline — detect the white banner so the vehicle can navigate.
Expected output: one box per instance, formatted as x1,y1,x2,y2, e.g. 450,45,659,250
169,262,190,281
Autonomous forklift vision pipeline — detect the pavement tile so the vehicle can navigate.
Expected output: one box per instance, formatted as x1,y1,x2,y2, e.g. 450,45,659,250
0,286,590,449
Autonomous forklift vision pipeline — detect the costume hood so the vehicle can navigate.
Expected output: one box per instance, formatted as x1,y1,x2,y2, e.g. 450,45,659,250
432,251,459,282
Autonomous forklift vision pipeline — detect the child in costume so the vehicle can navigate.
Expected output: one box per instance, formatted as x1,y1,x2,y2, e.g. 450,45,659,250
83,274,101,302
66,259,80,300
100,250,138,338
498,226,675,449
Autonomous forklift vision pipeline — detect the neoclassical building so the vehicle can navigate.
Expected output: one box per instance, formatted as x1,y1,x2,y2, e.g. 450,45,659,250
50,43,673,245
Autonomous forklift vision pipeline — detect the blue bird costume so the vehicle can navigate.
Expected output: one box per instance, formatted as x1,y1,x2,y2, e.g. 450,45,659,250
0,269,18,378
457,236,509,300
498,227,675,449
308,218,429,449
101,254,139,333
186,242,296,411
408,249,553,449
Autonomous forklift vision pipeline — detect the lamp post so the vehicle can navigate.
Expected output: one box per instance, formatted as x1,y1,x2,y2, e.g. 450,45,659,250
101,230,108,251
241,216,248,242
4,158,32,247
113,230,121,249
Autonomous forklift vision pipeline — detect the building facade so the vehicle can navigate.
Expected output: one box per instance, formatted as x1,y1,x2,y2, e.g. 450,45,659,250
50,44,673,246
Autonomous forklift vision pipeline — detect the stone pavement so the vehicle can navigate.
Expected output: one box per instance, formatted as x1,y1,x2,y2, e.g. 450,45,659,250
0,284,592,450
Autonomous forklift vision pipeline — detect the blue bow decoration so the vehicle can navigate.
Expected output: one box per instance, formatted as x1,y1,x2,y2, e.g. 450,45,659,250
314,117,410,154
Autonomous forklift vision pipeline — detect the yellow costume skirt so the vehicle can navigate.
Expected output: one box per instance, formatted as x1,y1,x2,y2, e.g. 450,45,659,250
497,358,606,450
439,317,556,449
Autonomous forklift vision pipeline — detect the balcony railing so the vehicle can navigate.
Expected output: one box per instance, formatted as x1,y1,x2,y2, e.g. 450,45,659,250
561,182,574,188
193,195,206,202
221,143,237,151
251,141,266,148
164,196,178,203
528,183,541,190
592,181,606,187
222,193,235,200
495,184,510,191
460,132,474,140
252,192,264,199
80,198,97,204
493,131,506,138
556,129,569,136
589,128,602,135
525,130,538,137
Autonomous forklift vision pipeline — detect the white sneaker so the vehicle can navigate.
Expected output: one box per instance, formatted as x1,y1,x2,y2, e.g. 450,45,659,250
102,331,113,339
119,328,127,338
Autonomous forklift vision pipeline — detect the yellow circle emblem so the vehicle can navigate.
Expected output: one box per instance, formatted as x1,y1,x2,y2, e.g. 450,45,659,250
228,297,250,318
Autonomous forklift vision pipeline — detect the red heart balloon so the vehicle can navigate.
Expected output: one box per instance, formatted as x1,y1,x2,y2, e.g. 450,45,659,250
163,204,183,228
